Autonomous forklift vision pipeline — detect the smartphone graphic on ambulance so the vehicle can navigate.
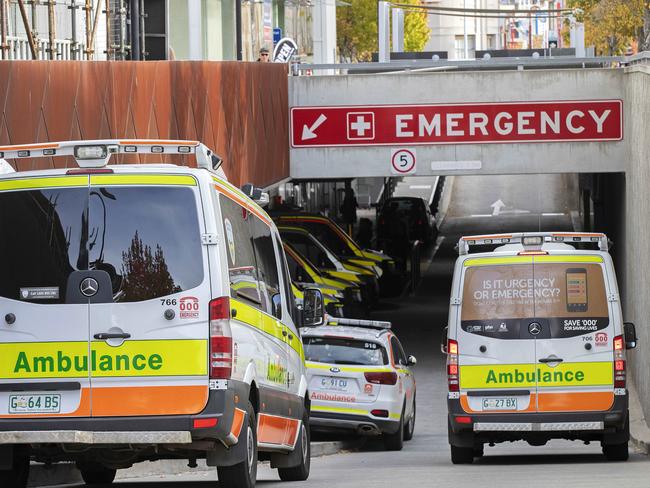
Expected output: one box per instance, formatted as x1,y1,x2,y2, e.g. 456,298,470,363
566,268,588,312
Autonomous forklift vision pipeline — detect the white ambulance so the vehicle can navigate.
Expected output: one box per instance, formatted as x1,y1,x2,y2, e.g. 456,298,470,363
0,140,324,487
445,232,637,464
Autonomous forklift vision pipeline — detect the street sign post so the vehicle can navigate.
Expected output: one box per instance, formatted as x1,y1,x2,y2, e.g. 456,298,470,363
290,101,623,147
391,148,417,175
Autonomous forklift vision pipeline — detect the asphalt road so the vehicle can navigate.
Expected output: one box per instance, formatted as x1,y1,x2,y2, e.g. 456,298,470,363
53,175,649,487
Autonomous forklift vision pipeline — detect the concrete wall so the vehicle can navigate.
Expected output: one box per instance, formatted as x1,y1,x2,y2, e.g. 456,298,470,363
622,65,650,421
289,68,627,178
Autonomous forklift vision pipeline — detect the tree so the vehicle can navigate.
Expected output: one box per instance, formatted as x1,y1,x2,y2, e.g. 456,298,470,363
337,0,431,62
641,0,650,51
567,0,644,55
120,231,179,302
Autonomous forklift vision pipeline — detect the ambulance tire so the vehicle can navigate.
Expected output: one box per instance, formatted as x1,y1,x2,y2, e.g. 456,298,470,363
602,415,630,461
217,402,258,488
602,442,629,462
404,398,416,441
473,445,484,458
0,448,29,488
603,442,630,461
78,463,117,485
450,445,474,464
278,410,311,481
383,406,405,451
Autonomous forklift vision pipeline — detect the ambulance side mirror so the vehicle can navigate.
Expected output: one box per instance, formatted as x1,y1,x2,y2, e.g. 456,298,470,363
624,322,637,349
302,288,324,327
407,355,417,366
441,326,449,355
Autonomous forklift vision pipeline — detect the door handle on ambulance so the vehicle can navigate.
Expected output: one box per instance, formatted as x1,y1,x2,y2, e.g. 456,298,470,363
538,357,563,364
94,332,131,340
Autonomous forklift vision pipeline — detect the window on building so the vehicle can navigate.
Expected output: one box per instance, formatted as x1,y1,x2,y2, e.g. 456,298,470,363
454,35,476,59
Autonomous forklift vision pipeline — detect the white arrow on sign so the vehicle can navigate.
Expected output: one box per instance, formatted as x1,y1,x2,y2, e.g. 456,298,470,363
491,199,505,216
302,114,327,141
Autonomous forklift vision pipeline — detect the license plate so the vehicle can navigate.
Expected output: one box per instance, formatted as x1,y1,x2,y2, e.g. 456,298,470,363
481,397,517,411
9,394,61,414
320,377,349,392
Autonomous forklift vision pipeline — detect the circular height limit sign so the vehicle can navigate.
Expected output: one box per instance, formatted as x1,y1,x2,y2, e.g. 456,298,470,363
391,148,417,175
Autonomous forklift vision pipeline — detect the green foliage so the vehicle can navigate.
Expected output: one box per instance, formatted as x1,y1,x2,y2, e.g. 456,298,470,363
337,0,431,62
567,0,644,54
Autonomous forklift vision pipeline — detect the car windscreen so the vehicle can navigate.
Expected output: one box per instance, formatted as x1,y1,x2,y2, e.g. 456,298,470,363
292,221,356,257
303,336,388,365
461,262,609,339
280,232,337,270
382,198,423,216
0,185,203,304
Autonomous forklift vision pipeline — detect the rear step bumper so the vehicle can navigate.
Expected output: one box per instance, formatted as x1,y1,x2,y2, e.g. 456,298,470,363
448,393,628,440
0,430,192,444
310,411,400,435
0,380,249,446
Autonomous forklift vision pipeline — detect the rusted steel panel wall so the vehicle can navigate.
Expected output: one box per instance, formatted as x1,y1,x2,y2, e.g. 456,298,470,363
0,61,289,187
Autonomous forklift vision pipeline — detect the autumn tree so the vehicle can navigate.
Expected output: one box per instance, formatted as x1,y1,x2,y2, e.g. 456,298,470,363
337,0,431,62
120,231,180,302
567,0,644,54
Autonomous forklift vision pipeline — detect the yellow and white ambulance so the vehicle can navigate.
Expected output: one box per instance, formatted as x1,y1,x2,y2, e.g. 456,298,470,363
445,232,637,464
0,140,324,487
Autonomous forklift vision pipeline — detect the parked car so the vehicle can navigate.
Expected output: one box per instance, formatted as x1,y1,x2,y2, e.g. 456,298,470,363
274,214,399,296
0,139,323,488
302,318,417,451
284,243,366,318
278,225,378,311
377,196,437,246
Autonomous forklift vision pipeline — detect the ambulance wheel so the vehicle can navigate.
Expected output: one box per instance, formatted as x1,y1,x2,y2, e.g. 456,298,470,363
218,402,258,488
0,448,29,488
602,442,629,461
383,407,404,451
404,398,416,441
78,463,117,485
450,445,474,464
278,410,311,481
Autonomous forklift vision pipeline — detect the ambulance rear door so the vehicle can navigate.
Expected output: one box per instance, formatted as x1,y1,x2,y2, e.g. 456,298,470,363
0,176,92,419
457,257,538,415
532,255,614,413
87,174,211,417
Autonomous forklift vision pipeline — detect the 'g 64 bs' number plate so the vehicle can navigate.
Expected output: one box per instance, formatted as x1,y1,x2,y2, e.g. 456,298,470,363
9,394,61,414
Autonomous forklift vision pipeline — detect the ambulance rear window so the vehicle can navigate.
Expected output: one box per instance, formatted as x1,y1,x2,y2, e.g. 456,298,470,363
303,337,388,365
0,185,204,304
460,262,609,339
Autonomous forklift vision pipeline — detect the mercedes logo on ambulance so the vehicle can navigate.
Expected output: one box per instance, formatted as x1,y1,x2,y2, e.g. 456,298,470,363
528,322,541,335
80,278,99,297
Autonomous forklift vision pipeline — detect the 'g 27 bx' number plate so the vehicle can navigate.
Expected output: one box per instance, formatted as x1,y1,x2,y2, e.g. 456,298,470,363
9,394,61,414
482,397,517,411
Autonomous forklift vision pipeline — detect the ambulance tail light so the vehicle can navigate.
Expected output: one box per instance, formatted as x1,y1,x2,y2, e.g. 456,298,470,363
447,339,459,392
614,335,626,388
209,297,232,379
364,372,398,385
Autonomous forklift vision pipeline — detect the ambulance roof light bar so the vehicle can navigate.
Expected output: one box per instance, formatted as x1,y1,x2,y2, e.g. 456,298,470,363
326,317,392,330
0,139,224,175
458,232,609,255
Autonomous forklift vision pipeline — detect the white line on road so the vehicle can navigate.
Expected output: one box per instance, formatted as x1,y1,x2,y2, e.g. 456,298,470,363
470,214,493,218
